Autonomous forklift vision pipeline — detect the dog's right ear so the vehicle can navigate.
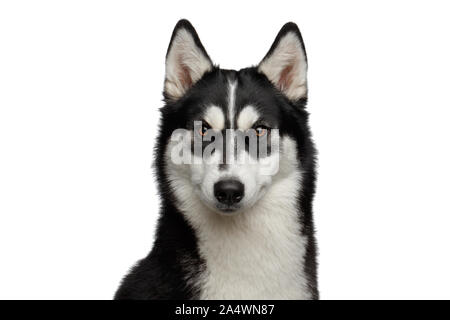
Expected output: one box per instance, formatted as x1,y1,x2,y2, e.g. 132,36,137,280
164,19,213,101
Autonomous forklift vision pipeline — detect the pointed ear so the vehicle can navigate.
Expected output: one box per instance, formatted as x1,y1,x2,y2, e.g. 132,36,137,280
258,22,308,101
164,19,213,101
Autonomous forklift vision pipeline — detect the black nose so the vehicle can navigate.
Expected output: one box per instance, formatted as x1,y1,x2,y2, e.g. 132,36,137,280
214,180,245,206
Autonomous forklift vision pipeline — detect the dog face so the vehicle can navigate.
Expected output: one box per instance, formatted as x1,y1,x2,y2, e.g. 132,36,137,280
159,20,309,215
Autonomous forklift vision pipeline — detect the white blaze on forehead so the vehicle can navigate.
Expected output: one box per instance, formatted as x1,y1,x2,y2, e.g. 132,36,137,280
203,106,225,130
227,81,237,128
237,105,260,130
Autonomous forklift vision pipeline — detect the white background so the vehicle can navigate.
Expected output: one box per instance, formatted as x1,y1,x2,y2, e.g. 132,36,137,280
1,0,449,300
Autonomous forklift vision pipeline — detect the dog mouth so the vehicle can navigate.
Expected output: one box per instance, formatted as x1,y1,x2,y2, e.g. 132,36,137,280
214,203,241,214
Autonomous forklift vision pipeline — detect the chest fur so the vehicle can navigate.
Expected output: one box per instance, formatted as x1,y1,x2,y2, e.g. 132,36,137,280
192,178,310,299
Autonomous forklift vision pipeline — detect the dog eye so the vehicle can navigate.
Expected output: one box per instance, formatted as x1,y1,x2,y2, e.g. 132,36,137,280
254,125,269,137
199,122,211,136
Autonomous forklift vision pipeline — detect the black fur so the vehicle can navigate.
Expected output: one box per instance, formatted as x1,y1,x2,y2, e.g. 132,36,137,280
115,20,318,300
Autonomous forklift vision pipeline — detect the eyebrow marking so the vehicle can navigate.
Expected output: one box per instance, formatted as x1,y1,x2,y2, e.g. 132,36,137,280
237,105,260,130
203,105,225,130
227,81,237,129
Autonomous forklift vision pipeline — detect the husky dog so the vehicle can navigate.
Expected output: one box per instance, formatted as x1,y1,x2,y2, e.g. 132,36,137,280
115,19,318,300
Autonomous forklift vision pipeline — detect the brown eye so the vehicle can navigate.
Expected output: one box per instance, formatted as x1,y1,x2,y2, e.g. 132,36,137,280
199,122,210,136
255,126,268,137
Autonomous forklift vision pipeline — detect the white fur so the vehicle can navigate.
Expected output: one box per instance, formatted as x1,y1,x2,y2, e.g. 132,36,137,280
203,106,225,130
165,28,212,100
258,32,307,100
227,81,237,128
173,133,276,215
165,137,310,299
237,105,260,130
172,82,278,215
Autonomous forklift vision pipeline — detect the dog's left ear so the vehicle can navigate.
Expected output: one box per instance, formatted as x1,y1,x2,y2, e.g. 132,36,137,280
258,23,308,102
164,19,214,101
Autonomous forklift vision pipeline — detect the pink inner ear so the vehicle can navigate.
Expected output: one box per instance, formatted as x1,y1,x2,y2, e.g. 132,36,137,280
278,64,294,91
178,56,193,89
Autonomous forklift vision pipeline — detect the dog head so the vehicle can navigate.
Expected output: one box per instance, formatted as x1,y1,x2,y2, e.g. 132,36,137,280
158,20,310,216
